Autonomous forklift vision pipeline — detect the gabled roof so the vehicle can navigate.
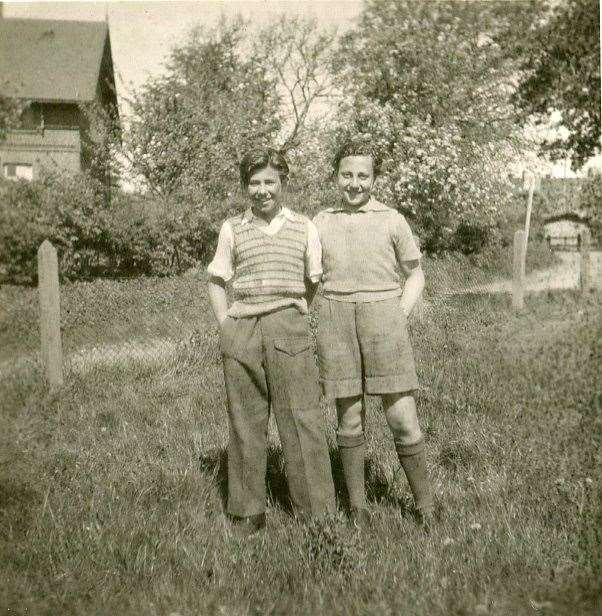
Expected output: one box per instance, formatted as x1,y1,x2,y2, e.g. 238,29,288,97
544,213,590,225
0,18,111,103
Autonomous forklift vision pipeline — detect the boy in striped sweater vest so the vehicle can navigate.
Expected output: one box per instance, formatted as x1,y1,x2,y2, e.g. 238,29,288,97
314,140,435,530
207,148,335,535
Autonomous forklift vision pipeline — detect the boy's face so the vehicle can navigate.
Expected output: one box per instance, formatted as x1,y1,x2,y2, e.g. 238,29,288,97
337,155,375,208
247,165,282,220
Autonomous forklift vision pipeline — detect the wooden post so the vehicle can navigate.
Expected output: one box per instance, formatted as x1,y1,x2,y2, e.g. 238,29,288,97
579,229,592,294
38,240,63,390
523,174,536,258
513,230,526,310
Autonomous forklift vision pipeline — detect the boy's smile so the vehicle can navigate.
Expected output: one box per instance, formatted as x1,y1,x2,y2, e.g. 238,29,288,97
337,156,375,209
247,165,283,222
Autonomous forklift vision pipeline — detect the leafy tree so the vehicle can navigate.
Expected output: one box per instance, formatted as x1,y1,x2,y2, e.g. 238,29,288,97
578,175,602,237
0,92,24,140
515,0,601,167
125,18,281,202
513,0,601,169
80,100,123,200
329,0,531,252
124,16,339,205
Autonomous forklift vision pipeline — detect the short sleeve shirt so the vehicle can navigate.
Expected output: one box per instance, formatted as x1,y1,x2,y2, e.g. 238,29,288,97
313,197,421,302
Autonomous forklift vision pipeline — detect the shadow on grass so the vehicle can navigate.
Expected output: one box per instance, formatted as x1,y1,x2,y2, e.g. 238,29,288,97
198,446,410,517
198,445,294,514
330,448,410,514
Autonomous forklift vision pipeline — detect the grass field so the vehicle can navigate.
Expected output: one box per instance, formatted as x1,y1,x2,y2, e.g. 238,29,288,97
0,241,559,364
1,266,599,615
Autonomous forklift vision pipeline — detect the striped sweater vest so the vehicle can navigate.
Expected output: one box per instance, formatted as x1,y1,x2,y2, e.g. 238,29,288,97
230,215,307,304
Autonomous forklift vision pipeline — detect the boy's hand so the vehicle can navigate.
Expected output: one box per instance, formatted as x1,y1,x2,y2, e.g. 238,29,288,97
399,261,425,319
208,276,230,330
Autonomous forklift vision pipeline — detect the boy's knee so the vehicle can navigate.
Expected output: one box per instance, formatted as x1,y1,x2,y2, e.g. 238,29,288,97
337,414,363,437
335,395,363,435
385,405,421,442
382,391,414,409
388,421,421,443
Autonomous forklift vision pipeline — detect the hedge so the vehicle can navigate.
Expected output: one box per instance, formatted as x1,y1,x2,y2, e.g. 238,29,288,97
0,172,217,284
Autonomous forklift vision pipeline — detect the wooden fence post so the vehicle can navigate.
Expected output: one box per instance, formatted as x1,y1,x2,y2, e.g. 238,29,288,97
513,230,526,310
523,174,536,257
38,240,63,390
579,229,592,294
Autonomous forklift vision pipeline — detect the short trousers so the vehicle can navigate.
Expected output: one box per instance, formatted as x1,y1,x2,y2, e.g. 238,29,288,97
316,296,419,398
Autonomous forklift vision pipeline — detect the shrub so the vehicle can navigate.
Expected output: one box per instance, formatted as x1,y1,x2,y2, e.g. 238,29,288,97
453,222,492,255
0,173,219,284
0,172,109,284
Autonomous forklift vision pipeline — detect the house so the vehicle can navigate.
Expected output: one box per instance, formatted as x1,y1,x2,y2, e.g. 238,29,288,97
0,15,118,184
543,213,592,251
537,178,593,250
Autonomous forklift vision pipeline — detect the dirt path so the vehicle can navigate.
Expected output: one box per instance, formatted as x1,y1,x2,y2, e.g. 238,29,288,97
450,251,601,295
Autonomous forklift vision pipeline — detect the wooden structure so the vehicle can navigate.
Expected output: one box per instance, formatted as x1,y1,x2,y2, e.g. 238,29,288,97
37,240,63,390
0,17,118,185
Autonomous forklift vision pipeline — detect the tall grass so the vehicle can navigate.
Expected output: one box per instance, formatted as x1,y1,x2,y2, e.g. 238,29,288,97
1,288,599,615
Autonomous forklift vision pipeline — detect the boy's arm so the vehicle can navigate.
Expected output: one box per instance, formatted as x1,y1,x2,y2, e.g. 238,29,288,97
392,214,424,317
399,260,425,317
207,275,229,326
206,221,234,326
305,218,323,309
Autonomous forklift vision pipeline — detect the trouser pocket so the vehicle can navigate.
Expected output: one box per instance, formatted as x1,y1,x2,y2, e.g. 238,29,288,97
271,337,320,410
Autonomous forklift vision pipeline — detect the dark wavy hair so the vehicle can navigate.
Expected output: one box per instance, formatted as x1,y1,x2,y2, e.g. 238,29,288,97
332,139,383,177
239,147,290,188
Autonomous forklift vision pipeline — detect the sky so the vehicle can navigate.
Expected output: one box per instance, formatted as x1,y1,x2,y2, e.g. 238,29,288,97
3,0,363,103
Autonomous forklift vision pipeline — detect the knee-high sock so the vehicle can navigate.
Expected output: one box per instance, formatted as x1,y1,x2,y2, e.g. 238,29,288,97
395,437,434,513
337,432,367,510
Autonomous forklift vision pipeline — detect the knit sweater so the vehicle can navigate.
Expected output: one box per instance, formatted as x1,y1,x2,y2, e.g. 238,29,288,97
314,198,421,302
230,214,307,304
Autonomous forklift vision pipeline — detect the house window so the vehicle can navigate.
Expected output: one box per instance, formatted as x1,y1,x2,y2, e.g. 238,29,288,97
3,163,33,181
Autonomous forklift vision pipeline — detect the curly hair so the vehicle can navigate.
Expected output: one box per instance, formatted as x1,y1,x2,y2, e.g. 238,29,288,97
239,147,290,188
332,139,383,177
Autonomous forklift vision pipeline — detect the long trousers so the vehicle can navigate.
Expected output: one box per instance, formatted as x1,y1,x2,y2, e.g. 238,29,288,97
220,306,335,517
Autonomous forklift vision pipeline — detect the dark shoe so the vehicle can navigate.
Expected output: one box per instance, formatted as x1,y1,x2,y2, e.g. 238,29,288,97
230,513,266,538
349,507,372,531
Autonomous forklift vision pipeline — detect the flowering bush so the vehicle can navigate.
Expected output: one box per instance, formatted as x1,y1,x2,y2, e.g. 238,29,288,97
326,100,513,253
325,0,527,253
